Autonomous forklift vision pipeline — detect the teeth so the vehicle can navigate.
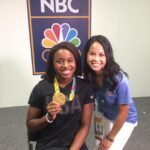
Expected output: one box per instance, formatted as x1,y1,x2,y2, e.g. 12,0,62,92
92,63,100,67
62,70,70,74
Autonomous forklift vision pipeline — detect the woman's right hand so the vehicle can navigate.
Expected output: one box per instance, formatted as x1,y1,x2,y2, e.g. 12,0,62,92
47,101,62,121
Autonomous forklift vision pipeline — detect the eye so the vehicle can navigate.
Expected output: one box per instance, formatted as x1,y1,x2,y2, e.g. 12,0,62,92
56,60,63,64
99,53,105,57
68,59,74,63
88,52,95,56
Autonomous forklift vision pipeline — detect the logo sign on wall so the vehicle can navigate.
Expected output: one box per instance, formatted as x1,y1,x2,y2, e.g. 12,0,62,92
27,0,91,75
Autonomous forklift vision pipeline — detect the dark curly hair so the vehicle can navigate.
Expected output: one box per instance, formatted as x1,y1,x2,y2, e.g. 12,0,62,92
83,35,127,90
43,41,82,82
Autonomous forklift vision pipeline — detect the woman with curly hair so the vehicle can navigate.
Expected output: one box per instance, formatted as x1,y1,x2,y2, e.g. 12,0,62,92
84,35,137,150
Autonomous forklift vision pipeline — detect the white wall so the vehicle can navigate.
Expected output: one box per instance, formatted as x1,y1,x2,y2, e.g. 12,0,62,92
0,0,150,107
0,1,41,107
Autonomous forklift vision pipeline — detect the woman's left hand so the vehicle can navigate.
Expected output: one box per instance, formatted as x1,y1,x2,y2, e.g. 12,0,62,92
98,138,113,150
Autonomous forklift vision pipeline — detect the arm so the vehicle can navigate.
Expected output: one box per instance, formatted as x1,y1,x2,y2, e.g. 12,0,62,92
99,104,129,150
26,102,62,132
69,103,93,150
107,104,129,139
26,106,48,132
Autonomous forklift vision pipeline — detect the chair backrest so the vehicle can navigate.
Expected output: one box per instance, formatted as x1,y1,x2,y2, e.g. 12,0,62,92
28,131,40,141
27,130,40,150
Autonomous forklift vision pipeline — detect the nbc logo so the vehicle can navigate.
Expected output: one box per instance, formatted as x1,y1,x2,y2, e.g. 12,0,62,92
41,23,81,62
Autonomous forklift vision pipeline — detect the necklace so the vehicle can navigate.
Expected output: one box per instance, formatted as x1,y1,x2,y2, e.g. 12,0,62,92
54,77,76,102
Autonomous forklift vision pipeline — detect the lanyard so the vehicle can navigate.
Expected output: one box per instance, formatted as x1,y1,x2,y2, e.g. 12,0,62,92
54,77,76,102
101,92,105,114
95,88,106,114
94,89,106,139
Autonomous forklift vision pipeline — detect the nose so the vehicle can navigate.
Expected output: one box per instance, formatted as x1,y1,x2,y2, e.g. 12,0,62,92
94,55,100,61
62,61,68,68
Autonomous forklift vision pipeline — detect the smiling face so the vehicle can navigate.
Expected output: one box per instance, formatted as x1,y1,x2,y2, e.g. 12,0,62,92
87,42,106,74
53,49,76,81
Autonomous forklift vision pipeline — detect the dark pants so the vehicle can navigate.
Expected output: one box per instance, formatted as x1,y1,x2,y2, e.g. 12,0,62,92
37,144,88,150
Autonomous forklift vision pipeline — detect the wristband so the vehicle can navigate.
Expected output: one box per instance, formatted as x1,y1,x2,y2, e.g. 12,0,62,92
106,134,114,142
46,113,53,123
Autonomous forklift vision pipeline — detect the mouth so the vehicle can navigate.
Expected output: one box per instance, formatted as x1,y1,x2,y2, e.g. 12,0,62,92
91,63,100,67
61,69,72,76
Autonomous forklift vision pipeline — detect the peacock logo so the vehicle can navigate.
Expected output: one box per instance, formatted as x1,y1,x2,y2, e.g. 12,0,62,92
41,23,81,62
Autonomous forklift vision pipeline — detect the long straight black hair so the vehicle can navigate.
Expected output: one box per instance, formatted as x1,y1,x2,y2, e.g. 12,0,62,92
84,35,127,90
